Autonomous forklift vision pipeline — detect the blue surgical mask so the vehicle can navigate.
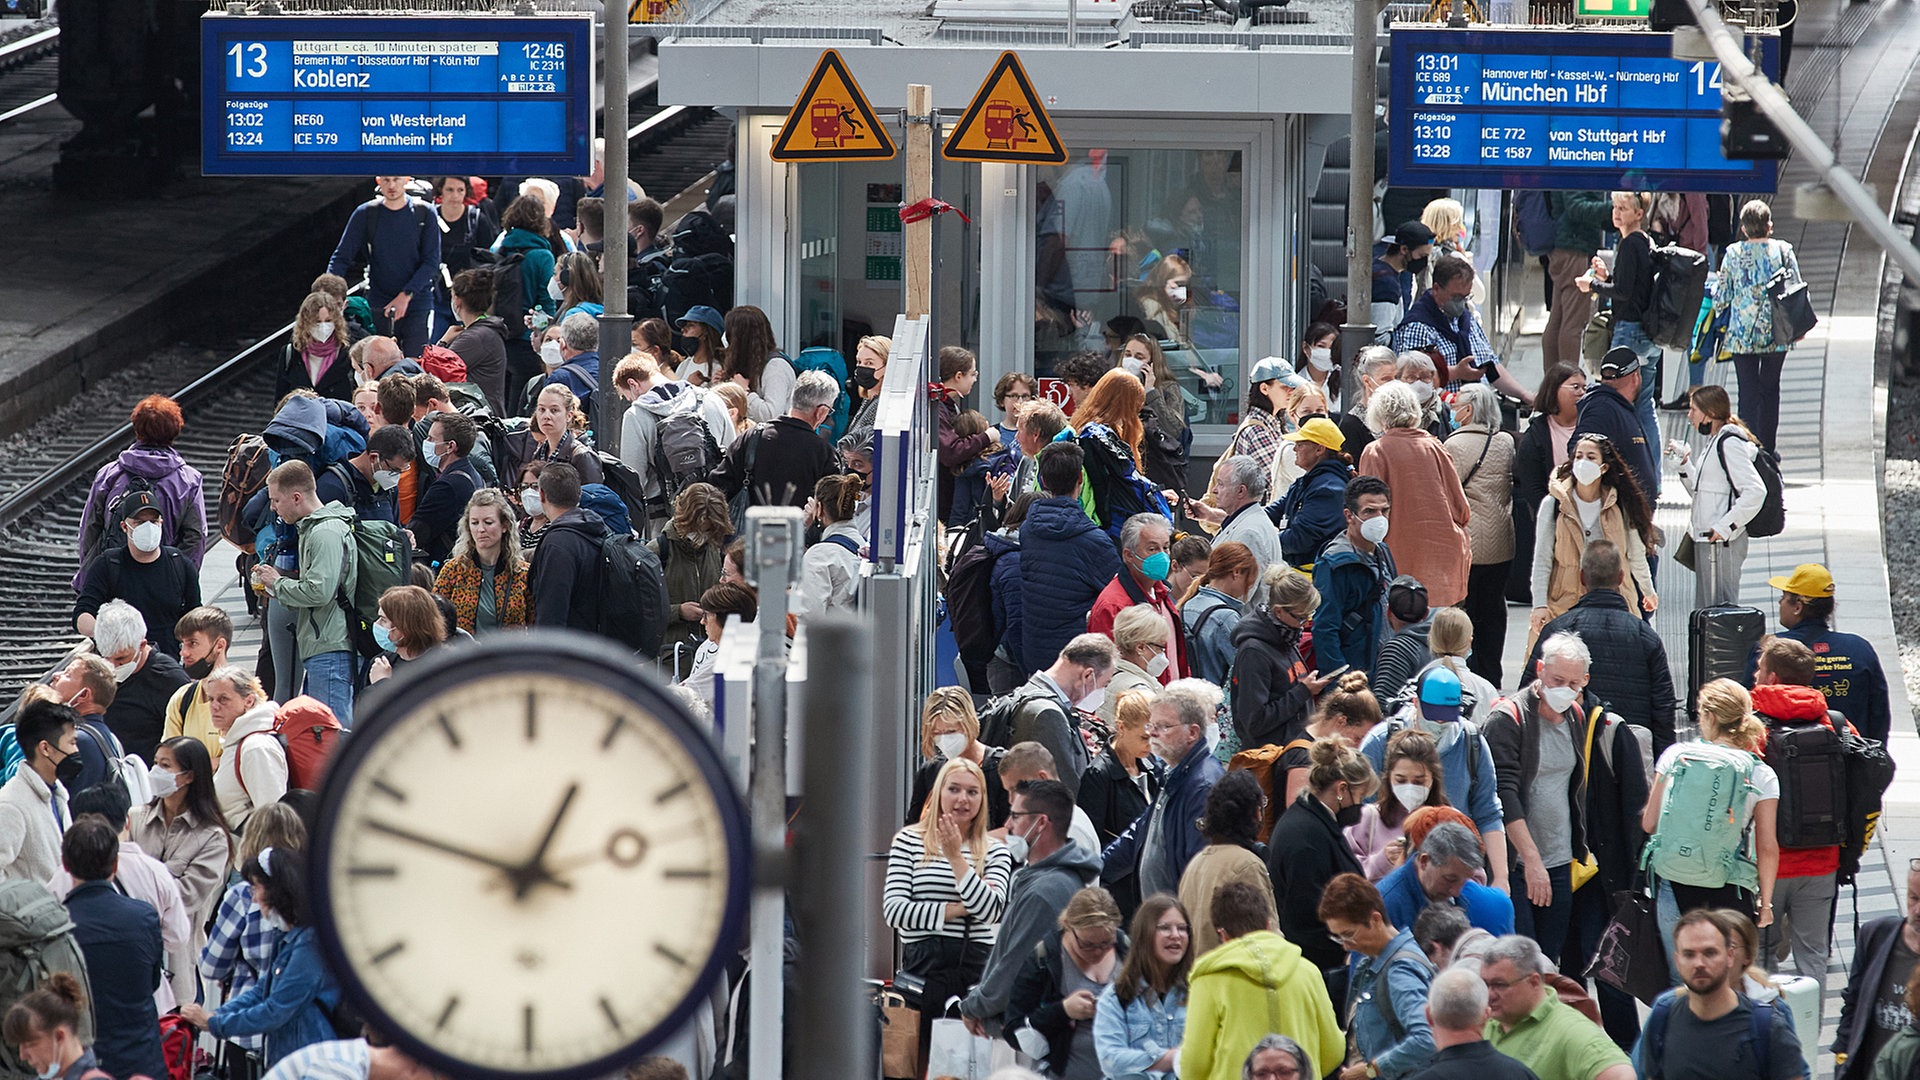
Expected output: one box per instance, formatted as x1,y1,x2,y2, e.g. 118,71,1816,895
373,623,396,653
1139,551,1171,582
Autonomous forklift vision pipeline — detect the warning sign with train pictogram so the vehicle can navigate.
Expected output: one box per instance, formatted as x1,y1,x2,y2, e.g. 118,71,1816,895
942,51,1066,165
770,50,898,162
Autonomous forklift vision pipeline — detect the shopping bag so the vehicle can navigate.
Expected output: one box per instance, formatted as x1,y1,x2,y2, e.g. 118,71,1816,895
925,999,996,1080
1585,886,1670,1004
1767,265,1817,345
879,990,919,1080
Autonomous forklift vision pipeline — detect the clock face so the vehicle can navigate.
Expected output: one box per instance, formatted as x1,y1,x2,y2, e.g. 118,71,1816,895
310,636,750,1080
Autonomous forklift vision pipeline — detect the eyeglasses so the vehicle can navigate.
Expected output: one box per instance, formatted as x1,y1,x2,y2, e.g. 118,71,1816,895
1482,975,1536,993
1155,922,1191,936
1251,1066,1302,1080
1070,928,1118,954
1003,392,1034,402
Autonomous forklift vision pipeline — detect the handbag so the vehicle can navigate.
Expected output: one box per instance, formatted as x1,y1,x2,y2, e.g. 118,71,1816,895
1571,705,1603,892
926,999,999,1080
1585,881,1670,1004
1582,306,1614,369
878,989,920,1080
1765,242,1817,345
1673,532,1697,572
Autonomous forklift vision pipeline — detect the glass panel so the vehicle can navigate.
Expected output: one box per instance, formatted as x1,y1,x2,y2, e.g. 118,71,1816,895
1032,147,1243,426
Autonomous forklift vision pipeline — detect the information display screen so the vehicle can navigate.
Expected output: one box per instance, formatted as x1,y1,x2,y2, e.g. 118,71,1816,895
1388,28,1779,193
201,15,592,176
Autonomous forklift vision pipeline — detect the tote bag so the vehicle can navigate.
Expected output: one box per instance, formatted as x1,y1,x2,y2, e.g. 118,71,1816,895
1765,242,1817,346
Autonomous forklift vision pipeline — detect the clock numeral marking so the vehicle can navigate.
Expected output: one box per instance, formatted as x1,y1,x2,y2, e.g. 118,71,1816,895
522,1004,536,1054
370,940,407,965
654,780,690,805
599,996,623,1033
601,714,627,749
370,779,407,803
525,692,537,742
434,996,459,1033
655,942,689,967
662,867,711,880
347,865,398,878
436,714,461,750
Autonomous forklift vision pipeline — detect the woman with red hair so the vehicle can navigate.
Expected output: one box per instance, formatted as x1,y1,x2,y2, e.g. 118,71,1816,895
75,394,208,591
1072,369,1172,539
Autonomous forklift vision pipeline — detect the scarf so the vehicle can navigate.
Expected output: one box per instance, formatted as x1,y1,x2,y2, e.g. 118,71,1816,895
304,337,340,386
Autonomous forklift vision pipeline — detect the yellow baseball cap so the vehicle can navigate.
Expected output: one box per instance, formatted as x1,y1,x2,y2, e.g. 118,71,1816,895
1283,417,1345,452
1767,563,1835,598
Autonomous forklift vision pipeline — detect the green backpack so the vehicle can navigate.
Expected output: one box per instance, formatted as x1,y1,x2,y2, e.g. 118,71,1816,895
334,515,412,659
0,879,93,1077
1641,741,1760,891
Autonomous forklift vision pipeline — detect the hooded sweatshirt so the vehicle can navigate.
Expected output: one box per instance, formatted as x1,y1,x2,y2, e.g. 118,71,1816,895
76,446,209,590
1752,682,1846,879
620,382,738,500
269,504,359,661
1227,608,1313,748
959,838,1102,1026
1180,929,1345,1080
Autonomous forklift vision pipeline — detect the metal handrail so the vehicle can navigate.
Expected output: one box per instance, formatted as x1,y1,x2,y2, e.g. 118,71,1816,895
0,27,58,64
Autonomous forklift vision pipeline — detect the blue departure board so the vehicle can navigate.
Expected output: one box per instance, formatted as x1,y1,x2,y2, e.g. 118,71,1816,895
1389,28,1780,193
200,15,592,176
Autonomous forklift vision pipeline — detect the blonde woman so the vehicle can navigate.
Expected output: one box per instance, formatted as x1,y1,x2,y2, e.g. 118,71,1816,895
1422,607,1499,725
1420,197,1486,311
850,334,892,433
1100,605,1173,727
883,756,1014,1060
275,292,355,402
433,488,528,634
1643,679,1778,939
908,688,1008,829
1005,886,1127,1078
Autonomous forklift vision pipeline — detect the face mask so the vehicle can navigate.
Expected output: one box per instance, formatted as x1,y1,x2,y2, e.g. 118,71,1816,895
1571,458,1603,486
423,440,443,470
1204,721,1221,753
1014,1023,1050,1062
1411,380,1436,404
852,367,880,391
1542,684,1582,713
147,764,179,800
934,733,968,759
183,656,215,680
1359,515,1391,545
1145,652,1170,679
1139,551,1172,582
1697,420,1712,436
262,911,291,933
129,521,162,553
1408,256,1430,275
1166,284,1188,303
522,488,545,516
1393,783,1430,812
1005,817,1034,864
111,658,138,684
373,623,396,653
312,321,336,343
547,277,565,301
53,749,84,785
1440,297,1469,319
34,1037,62,1080
373,469,401,492
1334,790,1365,828
1308,347,1335,373
1121,357,1145,378
540,341,565,369
1077,685,1106,714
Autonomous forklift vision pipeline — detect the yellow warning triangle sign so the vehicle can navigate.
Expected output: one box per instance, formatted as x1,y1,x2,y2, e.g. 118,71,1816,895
770,50,897,162
943,51,1066,165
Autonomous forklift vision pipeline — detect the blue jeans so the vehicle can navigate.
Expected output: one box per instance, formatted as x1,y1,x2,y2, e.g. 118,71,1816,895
302,650,356,730
1612,320,1663,498
1509,860,1575,963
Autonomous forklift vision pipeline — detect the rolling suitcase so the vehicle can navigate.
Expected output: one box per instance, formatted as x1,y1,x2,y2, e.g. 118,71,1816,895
1770,974,1821,1076
1686,547,1766,719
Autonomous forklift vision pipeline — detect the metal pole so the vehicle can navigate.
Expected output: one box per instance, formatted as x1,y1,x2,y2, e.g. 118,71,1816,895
1342,0,1381,406
1068,0,1078,45
793,615,876,1080
745,506,803,1080
598,9,632,457
1683,0,1920,284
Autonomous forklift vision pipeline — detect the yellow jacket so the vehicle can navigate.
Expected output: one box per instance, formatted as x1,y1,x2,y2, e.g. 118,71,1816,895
1180,929,1344,1080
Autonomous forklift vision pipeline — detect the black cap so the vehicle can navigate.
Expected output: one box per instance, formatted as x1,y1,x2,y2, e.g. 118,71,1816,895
1598,347,1643,379
1394,221,1437,250
1387,574,1429,622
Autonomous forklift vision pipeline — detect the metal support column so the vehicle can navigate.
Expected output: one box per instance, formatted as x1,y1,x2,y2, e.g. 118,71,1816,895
1342,0,1383,403
745,506,804,1080
598,11,632,456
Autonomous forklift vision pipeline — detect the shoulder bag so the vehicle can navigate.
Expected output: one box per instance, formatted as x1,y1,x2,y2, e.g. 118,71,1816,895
1764,241,1817,346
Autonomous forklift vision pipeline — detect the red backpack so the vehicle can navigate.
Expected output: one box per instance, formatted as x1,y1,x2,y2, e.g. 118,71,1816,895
156,1014,196,1080
237,695,343,794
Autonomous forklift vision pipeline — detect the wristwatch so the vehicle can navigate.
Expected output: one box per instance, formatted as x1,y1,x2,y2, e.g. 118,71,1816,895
1366,1064,1379,1078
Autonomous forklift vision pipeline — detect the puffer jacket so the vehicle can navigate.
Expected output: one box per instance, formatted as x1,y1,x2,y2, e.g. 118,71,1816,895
1677,425,1766,540
1102,739,1225,897
1181,586,1243,686
1227,608,1314,748
985,530,1025,668
1443,424,1515,564
1310,532,1395,675
271,504,358,660
1019,496,1121,673
76,444,209,590
1525,589,1677,754
1269,456,1351,567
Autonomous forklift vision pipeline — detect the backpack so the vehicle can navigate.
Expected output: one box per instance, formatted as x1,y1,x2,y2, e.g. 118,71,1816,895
597,534,670,655
0,878,93,1078
335,516,412,660
157,1013,195,1080
978,685,1064,750
669,208,734,259
944,539,1005,677
237,695,343,794
1641,993,1775,1080
593,452,653,536
1715,429,1786,538
792,347,852,440
472,248,529,331
1646,193,1694,248
1229,738,1313,838
654,407,724,505
1644,244,1710,350
218,434,273,552
1838,726,1896,884
656,253,734,327
1514,191,1558,256
1760,712,1847,849
75,719,153,806
1640,741,1760,890
473,413,530,484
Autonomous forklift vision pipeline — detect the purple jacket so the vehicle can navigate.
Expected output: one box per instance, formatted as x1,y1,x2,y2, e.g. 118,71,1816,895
75,445,208,591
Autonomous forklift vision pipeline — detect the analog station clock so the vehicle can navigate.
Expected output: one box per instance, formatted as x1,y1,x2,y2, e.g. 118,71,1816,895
308,631,751,1079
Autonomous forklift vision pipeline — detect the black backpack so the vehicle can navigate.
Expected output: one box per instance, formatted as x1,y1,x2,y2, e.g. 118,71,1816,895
1839,725,1897,884
669,208,734,259
1643,244,1710,350
654,409,723,505
472,248,529,332
977,685,1064,750
657,253,734,327
593,451,654,537
945,539,1004,677
596,533,669,655
1761,713,1847,848
1715,429,1786,538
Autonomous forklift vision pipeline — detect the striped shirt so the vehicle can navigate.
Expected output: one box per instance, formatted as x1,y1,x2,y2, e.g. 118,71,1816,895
882,826,1013,946
261,1039,370,1080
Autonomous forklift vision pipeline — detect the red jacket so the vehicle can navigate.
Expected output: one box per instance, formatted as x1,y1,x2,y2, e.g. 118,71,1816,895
1752,682,1850,879
1086,572,1191,685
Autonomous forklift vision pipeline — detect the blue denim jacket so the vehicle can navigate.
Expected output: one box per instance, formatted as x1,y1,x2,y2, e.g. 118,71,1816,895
1347,929,1436,1079
1093,978,1187,1080
206,926,341,1066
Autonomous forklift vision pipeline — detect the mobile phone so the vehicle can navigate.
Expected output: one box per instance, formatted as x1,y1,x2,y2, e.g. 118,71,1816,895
1322,664,1351,680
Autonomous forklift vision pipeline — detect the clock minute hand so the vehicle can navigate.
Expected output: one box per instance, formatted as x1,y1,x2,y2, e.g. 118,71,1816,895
512,782,581,900
365,819,522,876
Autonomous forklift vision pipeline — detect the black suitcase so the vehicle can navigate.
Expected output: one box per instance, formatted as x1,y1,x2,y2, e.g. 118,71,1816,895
1688,604,1766,718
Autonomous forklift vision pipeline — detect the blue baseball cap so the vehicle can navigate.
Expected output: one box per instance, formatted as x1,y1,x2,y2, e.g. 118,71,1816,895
1418,666,1462,723
678,305,726,336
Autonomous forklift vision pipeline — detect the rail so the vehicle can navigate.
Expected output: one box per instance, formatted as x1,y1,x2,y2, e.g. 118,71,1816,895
0,26,57,65
0,26,58,124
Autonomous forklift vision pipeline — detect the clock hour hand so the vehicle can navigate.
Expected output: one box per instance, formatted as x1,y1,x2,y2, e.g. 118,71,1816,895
511,782,581,900
364,819,523,877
